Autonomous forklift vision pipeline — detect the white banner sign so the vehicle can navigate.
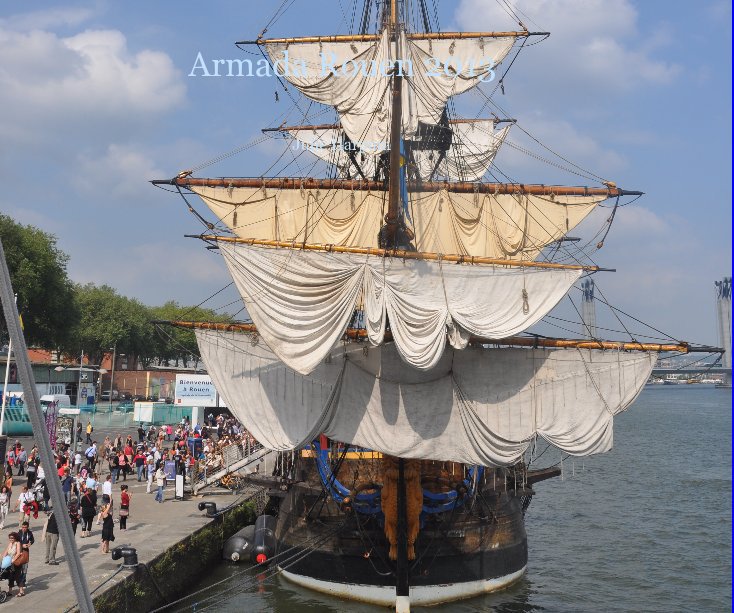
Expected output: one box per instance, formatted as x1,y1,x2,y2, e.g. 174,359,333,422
175,374,217,407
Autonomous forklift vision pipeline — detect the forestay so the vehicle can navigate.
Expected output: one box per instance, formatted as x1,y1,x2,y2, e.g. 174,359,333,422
195,330,655,465
190,185,603,259
219,242,582,373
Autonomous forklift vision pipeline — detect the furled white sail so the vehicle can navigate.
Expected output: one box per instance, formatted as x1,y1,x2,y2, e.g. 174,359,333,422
414,123,510,181
218,242,582,373
286,121,509,181
263,30,514,148
195,329,655,465
190,185,604,259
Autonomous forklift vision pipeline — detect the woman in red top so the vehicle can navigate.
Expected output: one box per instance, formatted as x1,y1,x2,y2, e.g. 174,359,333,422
119,485,130,530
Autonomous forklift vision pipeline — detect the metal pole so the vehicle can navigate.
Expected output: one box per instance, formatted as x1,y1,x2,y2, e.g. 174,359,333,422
108,345,116,412
0,335,12,435
78,350,84,409
0,239,95,612
0,294,16,435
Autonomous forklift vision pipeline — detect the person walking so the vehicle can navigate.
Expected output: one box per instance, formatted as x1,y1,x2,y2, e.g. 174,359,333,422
134,449,146,482
85,420,93,445
73,449,83,475
13,487,34,528
146,454,155,493
99,495,115,554
79,486,97,537
68,496,80,535
16,447,26,476
154,464,166,503
0,485,9,529
85,442,98,472
118,450,129,481
43,511,60,565
25,459,37,488
16,522,33,596
102,474,112,498
4,532,24,597
119,485,130,530
61,468,73,505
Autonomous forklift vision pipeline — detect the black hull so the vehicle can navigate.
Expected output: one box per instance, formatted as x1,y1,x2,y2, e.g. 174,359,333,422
274,482,528,604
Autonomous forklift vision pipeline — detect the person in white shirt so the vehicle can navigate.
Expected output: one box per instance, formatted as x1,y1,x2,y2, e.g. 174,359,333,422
146,455,155,494
0,486,9,529
101,474,112,497
74,452,83,475
97,475,113,525
13,487,34,527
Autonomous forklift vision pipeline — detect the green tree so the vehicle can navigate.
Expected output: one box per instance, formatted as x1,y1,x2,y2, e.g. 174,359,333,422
66,284,152,365
0,214,79,347
149,301,232,367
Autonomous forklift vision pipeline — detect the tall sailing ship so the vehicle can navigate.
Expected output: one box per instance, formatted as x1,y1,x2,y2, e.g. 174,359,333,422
155,1,707,610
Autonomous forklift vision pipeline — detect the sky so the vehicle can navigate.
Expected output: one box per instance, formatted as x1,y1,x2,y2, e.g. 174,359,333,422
0,0,730,347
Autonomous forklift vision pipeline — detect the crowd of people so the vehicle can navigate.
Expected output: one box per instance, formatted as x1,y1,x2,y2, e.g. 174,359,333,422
0,411,255,599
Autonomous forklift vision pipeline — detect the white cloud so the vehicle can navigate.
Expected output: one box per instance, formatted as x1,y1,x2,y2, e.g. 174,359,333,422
454,0,680,91
0,6,95,31
74,144,166,200
70,241,235,308
494,116,627,181
0,25,186,146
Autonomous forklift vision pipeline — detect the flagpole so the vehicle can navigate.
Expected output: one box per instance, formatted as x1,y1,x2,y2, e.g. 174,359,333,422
0,294,17,436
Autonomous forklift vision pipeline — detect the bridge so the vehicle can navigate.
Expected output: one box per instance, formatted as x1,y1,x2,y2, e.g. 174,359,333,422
651,367,731,379
192,440,275,495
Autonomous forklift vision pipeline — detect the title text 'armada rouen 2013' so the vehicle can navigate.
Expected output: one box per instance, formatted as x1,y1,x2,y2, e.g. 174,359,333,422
188,51,496,82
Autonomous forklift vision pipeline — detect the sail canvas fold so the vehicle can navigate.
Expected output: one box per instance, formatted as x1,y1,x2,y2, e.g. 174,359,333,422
263,30,514,148
190,185,604,259
195,331,655,465
286,121,510,182
219,242,582,373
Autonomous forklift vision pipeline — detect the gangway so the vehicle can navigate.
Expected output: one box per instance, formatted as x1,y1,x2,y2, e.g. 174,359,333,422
193,440,274,495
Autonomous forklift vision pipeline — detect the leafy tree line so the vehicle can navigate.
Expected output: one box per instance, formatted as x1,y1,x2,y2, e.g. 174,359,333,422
0,214,232,367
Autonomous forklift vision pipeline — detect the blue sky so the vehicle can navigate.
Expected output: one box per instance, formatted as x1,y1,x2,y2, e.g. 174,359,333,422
0,0,730,346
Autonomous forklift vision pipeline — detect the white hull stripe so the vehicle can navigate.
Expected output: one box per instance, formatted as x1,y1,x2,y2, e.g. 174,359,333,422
280,566,527,606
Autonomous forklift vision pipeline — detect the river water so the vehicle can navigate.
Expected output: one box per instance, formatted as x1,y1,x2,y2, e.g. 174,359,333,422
175,386,731,612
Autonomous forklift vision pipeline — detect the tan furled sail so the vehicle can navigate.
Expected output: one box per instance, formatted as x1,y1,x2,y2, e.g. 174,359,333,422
189,184,604,259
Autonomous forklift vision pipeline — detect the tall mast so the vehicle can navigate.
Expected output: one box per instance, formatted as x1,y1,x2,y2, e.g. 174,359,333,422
385,0,403,249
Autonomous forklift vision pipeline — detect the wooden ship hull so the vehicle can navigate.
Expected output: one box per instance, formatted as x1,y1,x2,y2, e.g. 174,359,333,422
268,450,549,606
